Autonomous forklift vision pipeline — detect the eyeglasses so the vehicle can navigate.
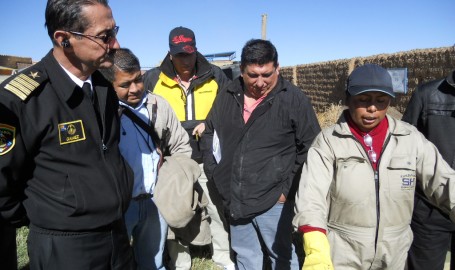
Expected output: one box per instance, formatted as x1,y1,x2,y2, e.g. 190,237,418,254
67,26,119,44
363,134,377,163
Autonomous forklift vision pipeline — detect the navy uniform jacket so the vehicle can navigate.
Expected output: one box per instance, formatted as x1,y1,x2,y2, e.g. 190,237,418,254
0,50,133,231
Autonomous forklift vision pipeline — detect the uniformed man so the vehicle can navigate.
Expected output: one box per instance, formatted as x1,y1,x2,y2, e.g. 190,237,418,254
0,1,134,269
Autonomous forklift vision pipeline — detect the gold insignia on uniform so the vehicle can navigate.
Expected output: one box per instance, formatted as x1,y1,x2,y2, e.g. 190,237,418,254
4,73,41,101
58,120,86,145
0,124,16,156
29,71,40,79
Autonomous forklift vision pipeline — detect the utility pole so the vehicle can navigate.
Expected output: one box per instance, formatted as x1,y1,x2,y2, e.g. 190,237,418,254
261,14,267,40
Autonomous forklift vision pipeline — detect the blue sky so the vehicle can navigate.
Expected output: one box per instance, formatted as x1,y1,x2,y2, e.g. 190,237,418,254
1,0,453,69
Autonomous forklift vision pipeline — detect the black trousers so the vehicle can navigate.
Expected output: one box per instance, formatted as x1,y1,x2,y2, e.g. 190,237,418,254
408,195,455,270
27,220,135,270
0,223,17,270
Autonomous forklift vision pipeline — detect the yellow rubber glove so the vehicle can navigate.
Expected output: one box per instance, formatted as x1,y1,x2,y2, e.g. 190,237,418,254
302,231,334,270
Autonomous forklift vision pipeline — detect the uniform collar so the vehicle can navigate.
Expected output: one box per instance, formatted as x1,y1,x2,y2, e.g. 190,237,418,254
59,63,92,89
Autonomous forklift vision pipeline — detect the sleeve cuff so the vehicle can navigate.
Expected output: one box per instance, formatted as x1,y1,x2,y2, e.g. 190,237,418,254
298,225,326,235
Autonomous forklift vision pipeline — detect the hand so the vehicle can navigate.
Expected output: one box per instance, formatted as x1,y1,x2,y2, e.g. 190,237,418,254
192,123,205,140
302,231,334,270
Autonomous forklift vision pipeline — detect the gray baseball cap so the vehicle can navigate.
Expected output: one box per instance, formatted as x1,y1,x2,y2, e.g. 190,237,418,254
347,64,395,98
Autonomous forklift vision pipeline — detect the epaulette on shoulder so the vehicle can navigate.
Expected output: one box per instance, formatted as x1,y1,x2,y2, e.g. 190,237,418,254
4,68,47,101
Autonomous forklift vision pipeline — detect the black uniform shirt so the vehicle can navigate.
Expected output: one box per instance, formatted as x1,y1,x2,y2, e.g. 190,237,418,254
0,50,133,231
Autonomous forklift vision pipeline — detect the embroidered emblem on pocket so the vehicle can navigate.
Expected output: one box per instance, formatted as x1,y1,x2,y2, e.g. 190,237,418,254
401,173,416,190
58,120,86,145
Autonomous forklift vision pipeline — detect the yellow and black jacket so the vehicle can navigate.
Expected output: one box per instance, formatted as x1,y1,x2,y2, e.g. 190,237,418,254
143,52,230,162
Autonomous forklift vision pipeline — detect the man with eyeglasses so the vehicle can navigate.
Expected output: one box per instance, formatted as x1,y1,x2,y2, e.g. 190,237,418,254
203,39,321,269
0,1,135,269
293,64,455,270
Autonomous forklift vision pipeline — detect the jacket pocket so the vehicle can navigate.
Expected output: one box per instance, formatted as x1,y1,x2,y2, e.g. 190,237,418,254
242,155,284,201
62,174,87,217
427,103,455,117
333,156,374,204
328,227,375,269
386,156,416,202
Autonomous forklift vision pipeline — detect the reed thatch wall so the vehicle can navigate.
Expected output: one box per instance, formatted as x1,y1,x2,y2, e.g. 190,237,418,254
280,46,455,113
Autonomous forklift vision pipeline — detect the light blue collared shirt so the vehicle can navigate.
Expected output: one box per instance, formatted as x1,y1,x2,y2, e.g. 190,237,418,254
119,95,160,197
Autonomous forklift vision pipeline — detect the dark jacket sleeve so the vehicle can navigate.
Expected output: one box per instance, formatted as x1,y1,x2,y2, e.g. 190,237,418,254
143,67,161,93
289,89,321,198
201,101,217,181
211,65,231,93
0,100,29,227
402,85,425,128
202,65,231,179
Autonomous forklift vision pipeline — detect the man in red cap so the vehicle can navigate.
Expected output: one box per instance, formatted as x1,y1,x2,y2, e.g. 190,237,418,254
143,26,234,270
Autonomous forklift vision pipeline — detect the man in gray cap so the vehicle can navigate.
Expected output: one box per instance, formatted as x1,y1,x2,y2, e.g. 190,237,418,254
143,27,234,270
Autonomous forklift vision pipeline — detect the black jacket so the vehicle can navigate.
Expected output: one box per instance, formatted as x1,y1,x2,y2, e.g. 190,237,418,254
203,76,320,220
402,70,455,168
0,51,134,230
402,70,455,207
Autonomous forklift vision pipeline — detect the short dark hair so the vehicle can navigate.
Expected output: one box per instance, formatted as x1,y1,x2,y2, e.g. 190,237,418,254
100,48,141,82
45,0,109,43
240,39,278,72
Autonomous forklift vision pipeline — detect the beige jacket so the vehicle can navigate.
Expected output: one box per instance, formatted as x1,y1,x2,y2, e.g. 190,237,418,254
293,113,455,269
148,93,211,245
146,92,192,157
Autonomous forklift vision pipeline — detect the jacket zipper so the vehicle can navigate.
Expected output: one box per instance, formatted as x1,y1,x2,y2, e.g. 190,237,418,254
231,92,275,217
367,133,391,269
181,69,211,121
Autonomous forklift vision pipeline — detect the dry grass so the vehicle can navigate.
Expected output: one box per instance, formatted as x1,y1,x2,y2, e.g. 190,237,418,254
316,102,345,129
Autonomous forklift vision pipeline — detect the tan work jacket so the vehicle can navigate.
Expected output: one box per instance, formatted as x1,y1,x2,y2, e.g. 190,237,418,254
294,113,455,269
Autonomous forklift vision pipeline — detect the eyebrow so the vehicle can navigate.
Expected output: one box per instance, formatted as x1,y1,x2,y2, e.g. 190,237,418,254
247,70,274,77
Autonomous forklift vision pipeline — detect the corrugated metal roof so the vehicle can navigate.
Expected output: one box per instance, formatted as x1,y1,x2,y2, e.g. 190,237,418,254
203,51,236,61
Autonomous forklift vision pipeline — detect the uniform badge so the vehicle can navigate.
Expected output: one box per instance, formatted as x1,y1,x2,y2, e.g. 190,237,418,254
58,120,86,145
0,124,16,155
4,72,42,101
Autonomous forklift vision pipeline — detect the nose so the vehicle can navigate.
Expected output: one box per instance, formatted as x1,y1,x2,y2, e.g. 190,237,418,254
109,38,120,49
129,83,139,93
366,103,377,112
255,76,266,88
130,82,144,94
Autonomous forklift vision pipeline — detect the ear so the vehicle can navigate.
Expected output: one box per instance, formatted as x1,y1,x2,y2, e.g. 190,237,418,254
54,30,70,48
